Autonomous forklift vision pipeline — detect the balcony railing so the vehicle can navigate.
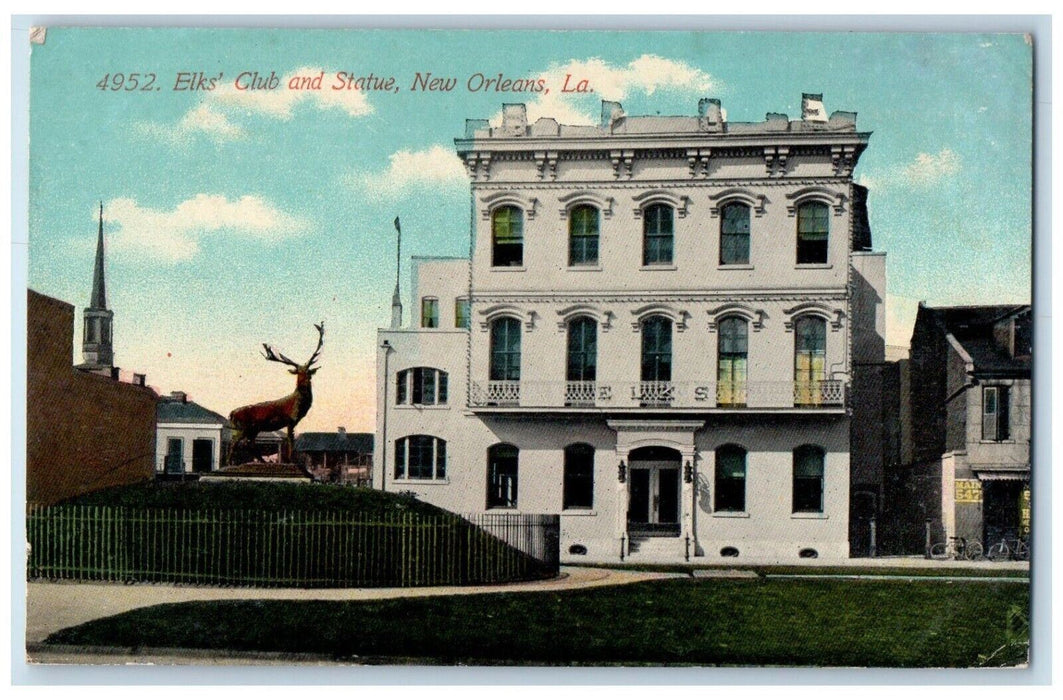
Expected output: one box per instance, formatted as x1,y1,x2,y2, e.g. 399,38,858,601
469,380,847,409
471,380,521,406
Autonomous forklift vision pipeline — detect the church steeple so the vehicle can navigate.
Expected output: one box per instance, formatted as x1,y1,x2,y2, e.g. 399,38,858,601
81,202,114,372
90,201,107,310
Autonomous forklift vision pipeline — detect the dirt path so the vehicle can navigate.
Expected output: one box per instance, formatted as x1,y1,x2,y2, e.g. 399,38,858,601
25,566,683,646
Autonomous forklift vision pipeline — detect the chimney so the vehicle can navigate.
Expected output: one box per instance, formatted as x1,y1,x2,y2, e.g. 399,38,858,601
170,390,187,402
501,103,527,136
600,100,624,129
698,98,724,132
133,373,146,387
801,93,828,122
337,427,346,436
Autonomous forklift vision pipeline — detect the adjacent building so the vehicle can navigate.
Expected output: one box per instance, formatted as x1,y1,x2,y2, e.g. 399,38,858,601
295,428,373,484
155,391,230,476
375,95,885,563
27,289,156,506
27,206,158,506
892,304,1031,552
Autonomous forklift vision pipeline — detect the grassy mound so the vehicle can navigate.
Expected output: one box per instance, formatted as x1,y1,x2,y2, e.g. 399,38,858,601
35,481,557,587
57,481,447,517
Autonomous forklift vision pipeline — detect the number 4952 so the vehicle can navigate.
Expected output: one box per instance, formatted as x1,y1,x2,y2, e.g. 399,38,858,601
96,73,158,91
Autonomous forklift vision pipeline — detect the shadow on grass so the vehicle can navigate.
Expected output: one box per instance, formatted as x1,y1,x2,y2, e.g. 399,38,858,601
44,578,1029,667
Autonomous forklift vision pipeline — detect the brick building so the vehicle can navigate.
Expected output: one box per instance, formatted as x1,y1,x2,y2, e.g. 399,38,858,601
27,290,157,506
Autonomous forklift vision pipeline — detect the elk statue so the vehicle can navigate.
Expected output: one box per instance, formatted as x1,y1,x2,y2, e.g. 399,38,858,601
227,323,324,465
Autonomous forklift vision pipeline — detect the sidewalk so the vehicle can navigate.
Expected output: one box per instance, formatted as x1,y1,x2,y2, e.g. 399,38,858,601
25,566,684,646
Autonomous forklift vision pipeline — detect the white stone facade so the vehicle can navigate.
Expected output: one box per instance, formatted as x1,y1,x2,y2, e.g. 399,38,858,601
375,97,882,563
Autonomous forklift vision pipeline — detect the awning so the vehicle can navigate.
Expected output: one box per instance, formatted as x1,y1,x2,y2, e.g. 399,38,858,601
975,468,1030,482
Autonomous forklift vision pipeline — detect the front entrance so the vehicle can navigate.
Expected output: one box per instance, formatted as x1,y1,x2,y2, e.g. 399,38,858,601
192,438,214,473
627,446,681,536
983,479,1027,545
164,438,183,474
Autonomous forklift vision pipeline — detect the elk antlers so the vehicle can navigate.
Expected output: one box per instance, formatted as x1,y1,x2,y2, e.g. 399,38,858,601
261,322,325,370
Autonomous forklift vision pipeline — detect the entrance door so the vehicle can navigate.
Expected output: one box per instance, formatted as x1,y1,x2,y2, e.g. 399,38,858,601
628,469,651,524
627,446,682,536
192,438,214,473
983,480,1023,545
165,438,184,474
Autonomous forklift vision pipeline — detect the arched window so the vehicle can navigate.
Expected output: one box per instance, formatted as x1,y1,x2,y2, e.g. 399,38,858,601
720,202,751,265
396,368,448,406
568,205,600,266
487,443,519,508
793,445,825,513
454,298,471,329
715,445,747,512
491,206,524,267
420,297,439,328
395,435,446,481
563,443,595,510
717,317,748,406
490,317,522,381
641,316,673,382
796,201,829,264
794,316,827,406
566,316,597,382
642,203,674,265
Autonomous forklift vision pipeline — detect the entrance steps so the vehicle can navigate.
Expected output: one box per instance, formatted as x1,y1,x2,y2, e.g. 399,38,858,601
626,535,687,562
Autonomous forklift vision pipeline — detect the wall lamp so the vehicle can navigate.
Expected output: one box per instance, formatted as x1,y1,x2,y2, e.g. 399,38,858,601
617,460,627,483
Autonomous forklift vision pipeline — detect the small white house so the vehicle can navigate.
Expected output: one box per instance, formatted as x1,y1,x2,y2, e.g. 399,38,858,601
156,391,229,475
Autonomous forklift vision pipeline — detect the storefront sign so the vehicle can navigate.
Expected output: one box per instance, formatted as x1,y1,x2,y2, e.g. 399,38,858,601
1020,485,1031,536
955,479,983,504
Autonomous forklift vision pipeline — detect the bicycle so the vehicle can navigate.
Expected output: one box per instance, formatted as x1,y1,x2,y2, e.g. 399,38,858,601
929,536,984,561
987,537,1030,562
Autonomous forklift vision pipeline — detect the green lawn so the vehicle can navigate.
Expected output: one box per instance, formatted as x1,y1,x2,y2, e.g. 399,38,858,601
44,578,1029,667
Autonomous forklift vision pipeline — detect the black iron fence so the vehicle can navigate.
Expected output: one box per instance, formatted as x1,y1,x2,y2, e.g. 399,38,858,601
27,505,559,588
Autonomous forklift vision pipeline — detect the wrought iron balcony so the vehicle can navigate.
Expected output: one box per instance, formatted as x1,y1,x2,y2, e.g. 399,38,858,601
468,380,847,410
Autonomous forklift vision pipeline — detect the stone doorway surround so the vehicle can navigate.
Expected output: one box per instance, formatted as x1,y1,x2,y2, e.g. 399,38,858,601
608,420,705,559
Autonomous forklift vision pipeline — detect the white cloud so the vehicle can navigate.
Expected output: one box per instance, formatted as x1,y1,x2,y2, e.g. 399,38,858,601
903,148,960,185
101,194,310,263
492,54,718,126
142,67,373,145
352,145,467,198
135,103,246,145
211,66,373,120
857,147,961,193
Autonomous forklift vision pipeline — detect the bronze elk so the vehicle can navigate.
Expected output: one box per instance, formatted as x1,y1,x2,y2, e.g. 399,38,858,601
227,323,324,465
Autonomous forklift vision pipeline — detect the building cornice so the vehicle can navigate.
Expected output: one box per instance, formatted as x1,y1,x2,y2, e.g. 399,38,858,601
468,291,848,305
469,178,853,192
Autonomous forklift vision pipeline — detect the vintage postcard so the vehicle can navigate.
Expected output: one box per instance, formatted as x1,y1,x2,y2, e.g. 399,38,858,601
21,25,1035,671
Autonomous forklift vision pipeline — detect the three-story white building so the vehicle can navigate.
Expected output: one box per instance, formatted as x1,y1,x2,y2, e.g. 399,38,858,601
375,95,885,563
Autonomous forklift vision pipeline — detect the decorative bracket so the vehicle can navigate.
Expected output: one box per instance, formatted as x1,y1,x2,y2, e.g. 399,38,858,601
610,150,635,179
763,146,790,177
686,148,711,178
535,151,559,181
831,145,857,177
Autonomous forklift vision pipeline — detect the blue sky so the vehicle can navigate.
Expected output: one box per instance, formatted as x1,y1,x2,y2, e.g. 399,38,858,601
28,29,1032,432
